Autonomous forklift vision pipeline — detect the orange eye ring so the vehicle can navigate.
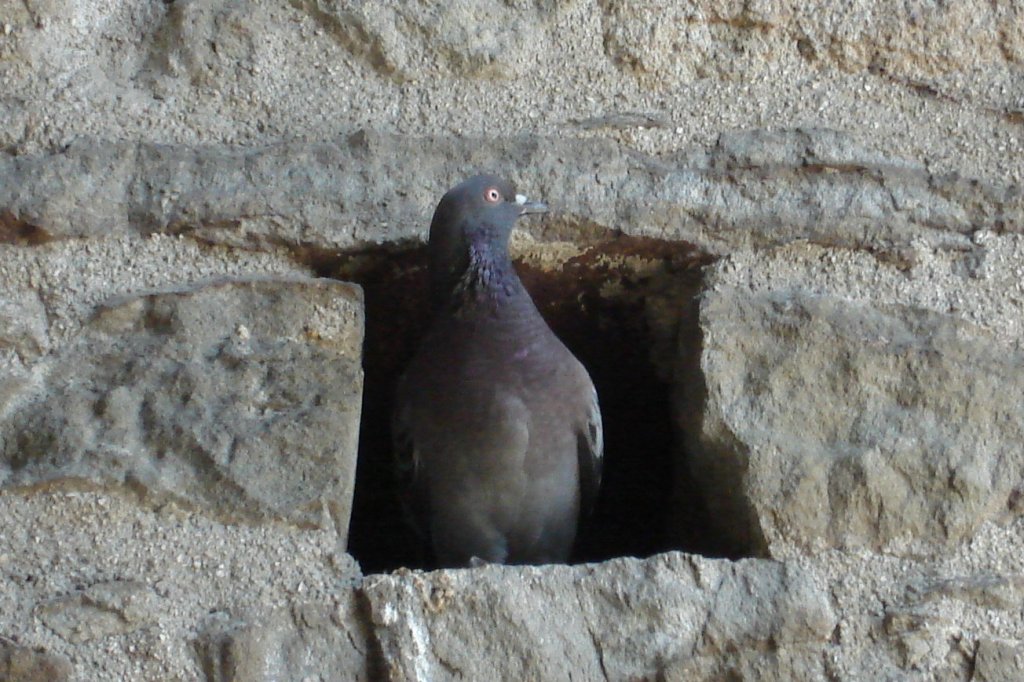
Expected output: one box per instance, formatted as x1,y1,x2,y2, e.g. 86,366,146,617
484,187,502,203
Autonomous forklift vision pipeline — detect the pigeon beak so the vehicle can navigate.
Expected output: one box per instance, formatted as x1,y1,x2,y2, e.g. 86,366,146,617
515,193,548,216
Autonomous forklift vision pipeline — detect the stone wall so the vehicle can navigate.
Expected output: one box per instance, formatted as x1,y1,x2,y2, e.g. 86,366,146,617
1,1,1022,680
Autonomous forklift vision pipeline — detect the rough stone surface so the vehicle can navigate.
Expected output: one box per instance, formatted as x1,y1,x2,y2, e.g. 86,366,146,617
1,0,1022,679
1,130,1020,256
37,580,161,644
974,638,1024,682
681,238,1024,558
1,276,364,537
363,552,835,681
0,489,368,681
1,0,1019,189
290,1,564,82
0,638,73,682
196,600,373,682
601,1,1023,106
358,518,1024,682
3,493,1024,680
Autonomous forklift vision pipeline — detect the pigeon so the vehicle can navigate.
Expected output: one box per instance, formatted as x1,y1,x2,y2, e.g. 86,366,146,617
392,174,603,567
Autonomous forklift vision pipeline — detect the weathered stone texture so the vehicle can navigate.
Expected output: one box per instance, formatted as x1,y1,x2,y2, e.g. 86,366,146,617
363,553,835,681
680,240,1024,558
2,130,1020,257
288,0,568,81
601,1,1023,107
688,288,1024,556
3,490,1023,681
0,489,366,681
1,277,364,537
197,599,373,682
37,580,161,644
1,0,1022,679
974,638,1024,682
0,638,72,682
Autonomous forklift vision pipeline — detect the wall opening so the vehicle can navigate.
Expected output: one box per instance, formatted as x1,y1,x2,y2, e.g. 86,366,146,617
330,231,734,573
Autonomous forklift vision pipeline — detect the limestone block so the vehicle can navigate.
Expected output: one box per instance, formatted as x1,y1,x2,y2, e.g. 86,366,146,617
680,241,1024,557
362,553,835,681
0,276,364,539
1,131,1019,257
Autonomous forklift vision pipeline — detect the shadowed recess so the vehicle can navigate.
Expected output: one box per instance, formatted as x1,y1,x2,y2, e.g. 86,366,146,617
0,210,51,245
332,233,727,572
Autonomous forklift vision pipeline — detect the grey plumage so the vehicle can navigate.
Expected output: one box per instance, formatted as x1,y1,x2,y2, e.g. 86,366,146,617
393,174,603,567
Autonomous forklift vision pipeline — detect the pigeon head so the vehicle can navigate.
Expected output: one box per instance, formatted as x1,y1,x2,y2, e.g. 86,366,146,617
428,174,546,307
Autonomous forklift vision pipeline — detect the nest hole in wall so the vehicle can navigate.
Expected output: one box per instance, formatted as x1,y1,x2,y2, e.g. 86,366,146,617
324,228,737,573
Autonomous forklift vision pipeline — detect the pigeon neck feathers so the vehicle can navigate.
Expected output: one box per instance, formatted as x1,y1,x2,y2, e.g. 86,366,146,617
450,230,526,305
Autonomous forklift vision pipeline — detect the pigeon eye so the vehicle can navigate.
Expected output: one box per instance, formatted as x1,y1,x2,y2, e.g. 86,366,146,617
484,187,502,203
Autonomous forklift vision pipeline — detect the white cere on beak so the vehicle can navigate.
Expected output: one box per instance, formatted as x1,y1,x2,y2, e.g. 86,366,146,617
515,194,527,205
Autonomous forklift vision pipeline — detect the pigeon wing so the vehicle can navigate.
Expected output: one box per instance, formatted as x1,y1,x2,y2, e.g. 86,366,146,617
577,383,604,518
391,385,429,540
